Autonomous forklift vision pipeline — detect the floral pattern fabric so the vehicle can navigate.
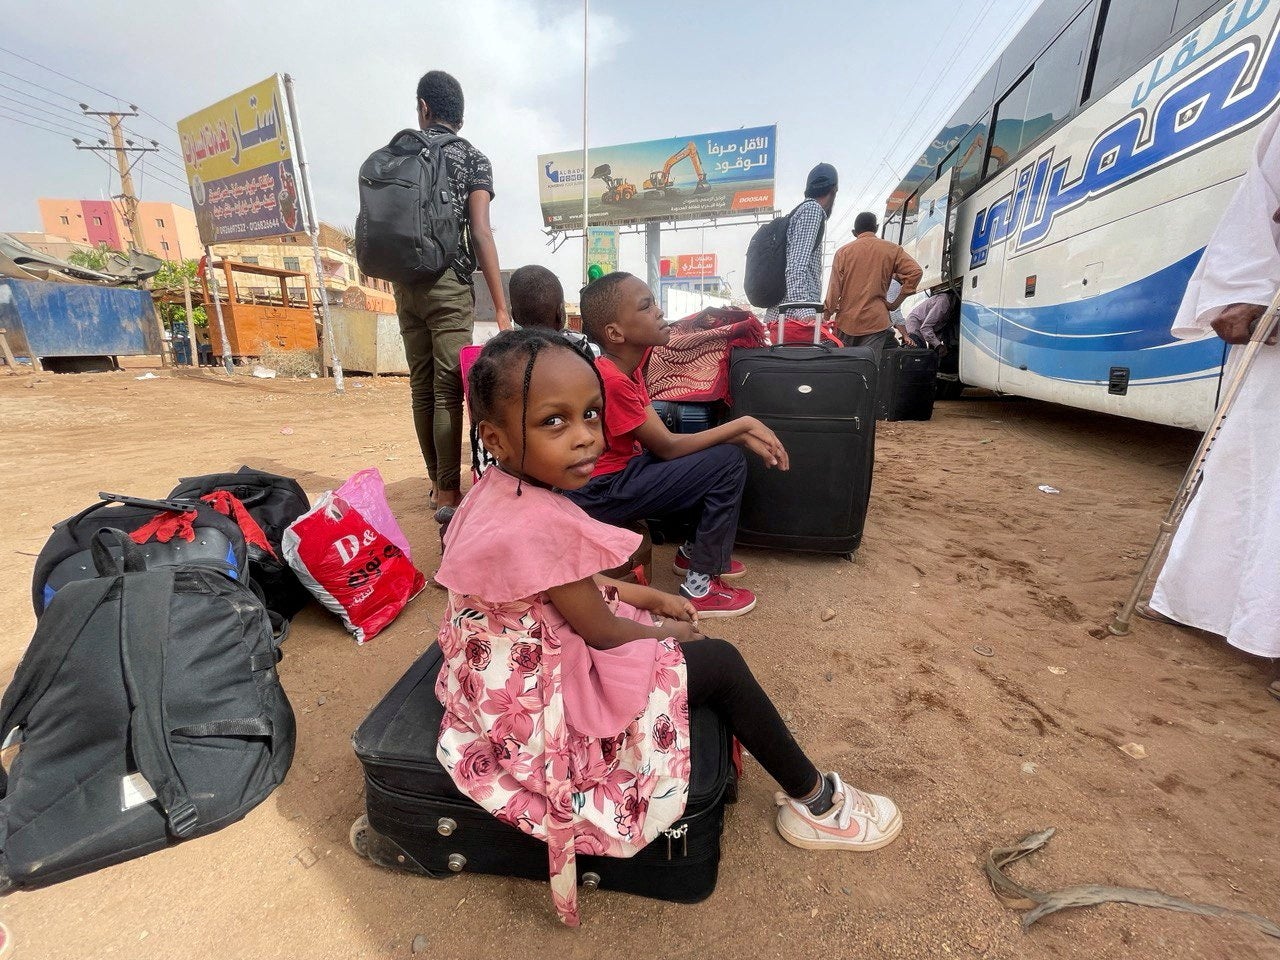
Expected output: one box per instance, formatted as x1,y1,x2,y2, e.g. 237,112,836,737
436,588,690,926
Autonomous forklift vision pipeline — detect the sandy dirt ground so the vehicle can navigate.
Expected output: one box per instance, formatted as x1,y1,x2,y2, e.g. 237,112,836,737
0,366,1277,960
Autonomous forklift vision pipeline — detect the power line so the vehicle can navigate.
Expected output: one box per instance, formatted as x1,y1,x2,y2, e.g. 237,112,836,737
828,0,1038,236
0,101,98,140
0,65,84,106
0,79,95,122
0,45,177,132
0,106,76,139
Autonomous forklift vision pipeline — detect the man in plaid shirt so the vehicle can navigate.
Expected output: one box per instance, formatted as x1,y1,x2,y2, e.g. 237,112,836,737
766,163,837,330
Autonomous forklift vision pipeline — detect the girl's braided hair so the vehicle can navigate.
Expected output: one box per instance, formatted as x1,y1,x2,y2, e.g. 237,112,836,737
467,328,606,493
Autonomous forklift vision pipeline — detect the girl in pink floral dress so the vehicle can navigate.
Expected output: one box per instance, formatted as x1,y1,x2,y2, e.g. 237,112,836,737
434,328,902,926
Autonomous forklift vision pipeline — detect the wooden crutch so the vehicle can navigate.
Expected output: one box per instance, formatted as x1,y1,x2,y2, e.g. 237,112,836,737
1110,293,1280,635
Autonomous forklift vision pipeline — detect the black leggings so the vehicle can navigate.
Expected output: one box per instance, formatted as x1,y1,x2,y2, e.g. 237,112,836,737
683,638,821,799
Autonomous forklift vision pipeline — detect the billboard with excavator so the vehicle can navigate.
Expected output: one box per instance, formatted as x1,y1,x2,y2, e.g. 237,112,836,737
538,124,776,229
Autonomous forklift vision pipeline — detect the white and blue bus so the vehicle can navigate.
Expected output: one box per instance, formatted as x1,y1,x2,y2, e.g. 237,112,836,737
882,0,1280,430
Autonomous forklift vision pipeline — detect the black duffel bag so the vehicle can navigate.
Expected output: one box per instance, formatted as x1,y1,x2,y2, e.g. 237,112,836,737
168,467,312,622
0,530,295,891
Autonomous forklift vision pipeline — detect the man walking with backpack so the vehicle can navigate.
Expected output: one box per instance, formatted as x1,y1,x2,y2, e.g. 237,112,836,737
761,163,838,336
393,71,509,511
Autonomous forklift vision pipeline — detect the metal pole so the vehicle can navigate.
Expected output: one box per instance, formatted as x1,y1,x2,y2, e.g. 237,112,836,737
1109,300,1280,636
182,277,198,368
283,73,344,393
581,0,590,286
646,221,661,297
204,246,235,375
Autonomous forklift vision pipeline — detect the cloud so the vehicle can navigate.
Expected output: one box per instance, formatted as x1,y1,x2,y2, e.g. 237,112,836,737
0,0,625,295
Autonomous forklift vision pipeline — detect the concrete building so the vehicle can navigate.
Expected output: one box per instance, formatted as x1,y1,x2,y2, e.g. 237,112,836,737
5,232,93,261
38,198,202,261
211,222,396,313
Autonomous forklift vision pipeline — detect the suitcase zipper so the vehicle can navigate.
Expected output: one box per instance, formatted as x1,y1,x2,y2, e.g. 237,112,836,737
662,823,689,860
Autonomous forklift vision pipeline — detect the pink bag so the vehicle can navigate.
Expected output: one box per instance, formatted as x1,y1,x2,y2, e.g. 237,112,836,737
281,493,425,643
336,468,413,560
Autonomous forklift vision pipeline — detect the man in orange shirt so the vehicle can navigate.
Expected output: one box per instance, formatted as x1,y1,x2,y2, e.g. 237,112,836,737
825,212,922,355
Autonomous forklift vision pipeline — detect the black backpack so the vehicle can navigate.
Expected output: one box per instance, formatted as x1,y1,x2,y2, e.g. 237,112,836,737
0,530,295,891
168,467,312,622
743,201,825,309
356,129,465,285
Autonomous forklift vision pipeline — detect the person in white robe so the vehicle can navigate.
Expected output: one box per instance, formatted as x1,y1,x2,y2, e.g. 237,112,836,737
1149,108,1280,697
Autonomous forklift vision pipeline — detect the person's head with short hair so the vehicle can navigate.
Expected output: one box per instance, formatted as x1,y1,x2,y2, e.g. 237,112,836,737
853,212,879,235
509,265,566,331
580,272,668,351
804,162,839,213
416,71,464,131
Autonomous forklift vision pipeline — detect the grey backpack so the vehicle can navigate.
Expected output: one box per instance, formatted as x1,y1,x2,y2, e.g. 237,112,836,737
356,129,465,285
0,529,294,891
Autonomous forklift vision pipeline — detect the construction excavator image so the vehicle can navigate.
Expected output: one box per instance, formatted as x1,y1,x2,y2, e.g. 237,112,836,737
592,163,637,205
643,142,711,197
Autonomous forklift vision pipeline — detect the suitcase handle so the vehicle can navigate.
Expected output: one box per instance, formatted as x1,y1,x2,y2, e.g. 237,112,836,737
774,301,827,346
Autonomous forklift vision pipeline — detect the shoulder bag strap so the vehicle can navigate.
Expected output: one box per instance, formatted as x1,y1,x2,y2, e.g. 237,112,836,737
116,565,200,839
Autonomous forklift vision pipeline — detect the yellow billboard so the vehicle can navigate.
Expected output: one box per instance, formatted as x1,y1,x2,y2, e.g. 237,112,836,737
178,75,305,245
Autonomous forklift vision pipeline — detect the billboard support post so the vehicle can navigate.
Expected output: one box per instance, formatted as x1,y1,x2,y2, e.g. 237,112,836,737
645,222,660,295
283,74,343,393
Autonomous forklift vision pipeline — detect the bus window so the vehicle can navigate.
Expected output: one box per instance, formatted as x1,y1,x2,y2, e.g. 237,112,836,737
986,71,1031,176
1085,0,1179,101
1024,9,1093,136
1173,0,1218,32
882,211,904,245
940,116,990,197
986,8,1093,176
900,191,921,246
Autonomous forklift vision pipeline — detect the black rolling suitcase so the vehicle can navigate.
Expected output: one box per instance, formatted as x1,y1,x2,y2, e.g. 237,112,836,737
877,347,939,421
351,645,736,903
730,308,877,556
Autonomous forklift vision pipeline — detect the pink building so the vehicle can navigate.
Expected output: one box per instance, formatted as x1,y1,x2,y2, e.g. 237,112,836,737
38,198,202,261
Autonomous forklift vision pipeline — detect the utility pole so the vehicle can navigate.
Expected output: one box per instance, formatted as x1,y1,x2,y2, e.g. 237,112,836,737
73,104,159,252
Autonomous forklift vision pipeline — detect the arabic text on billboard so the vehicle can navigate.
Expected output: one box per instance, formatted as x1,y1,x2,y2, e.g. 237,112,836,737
539,125,776,229
178,75,306,246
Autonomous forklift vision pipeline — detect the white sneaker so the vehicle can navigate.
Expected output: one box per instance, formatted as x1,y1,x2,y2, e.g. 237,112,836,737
775,773,902,851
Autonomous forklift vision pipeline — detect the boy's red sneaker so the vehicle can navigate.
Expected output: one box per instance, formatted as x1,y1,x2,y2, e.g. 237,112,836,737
680,578,756,618
672,548,746,580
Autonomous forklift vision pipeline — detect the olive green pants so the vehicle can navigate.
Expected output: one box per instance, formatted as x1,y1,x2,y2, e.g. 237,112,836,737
394,272,474,492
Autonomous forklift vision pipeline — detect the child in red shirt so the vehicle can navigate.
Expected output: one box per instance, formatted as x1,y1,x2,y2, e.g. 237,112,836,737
566,272,790,618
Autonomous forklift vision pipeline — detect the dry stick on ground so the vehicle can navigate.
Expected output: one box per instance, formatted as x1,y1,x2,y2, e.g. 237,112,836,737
985,827,1280,940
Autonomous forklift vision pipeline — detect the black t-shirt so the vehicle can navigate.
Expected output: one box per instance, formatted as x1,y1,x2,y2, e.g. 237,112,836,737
426,124,495,281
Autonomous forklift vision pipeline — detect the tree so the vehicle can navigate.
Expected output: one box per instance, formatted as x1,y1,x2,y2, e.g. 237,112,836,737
66,243,121,271
149,258,207,329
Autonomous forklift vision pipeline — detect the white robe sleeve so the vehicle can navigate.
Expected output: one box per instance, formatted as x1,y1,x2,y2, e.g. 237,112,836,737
1172,109,1280,339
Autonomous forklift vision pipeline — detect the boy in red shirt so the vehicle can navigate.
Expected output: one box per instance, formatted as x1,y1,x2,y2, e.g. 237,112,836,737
566,272,790,618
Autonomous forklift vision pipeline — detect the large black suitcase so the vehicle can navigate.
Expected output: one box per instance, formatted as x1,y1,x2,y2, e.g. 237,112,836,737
351,645,736,903
877,347,939,421
729,344,877,556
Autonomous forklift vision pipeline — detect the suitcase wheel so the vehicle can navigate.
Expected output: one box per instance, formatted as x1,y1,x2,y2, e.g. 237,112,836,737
349,814,372,859
350,814,449,879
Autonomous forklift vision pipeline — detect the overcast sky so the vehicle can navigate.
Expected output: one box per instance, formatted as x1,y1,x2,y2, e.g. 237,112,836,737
0,0,1036,302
